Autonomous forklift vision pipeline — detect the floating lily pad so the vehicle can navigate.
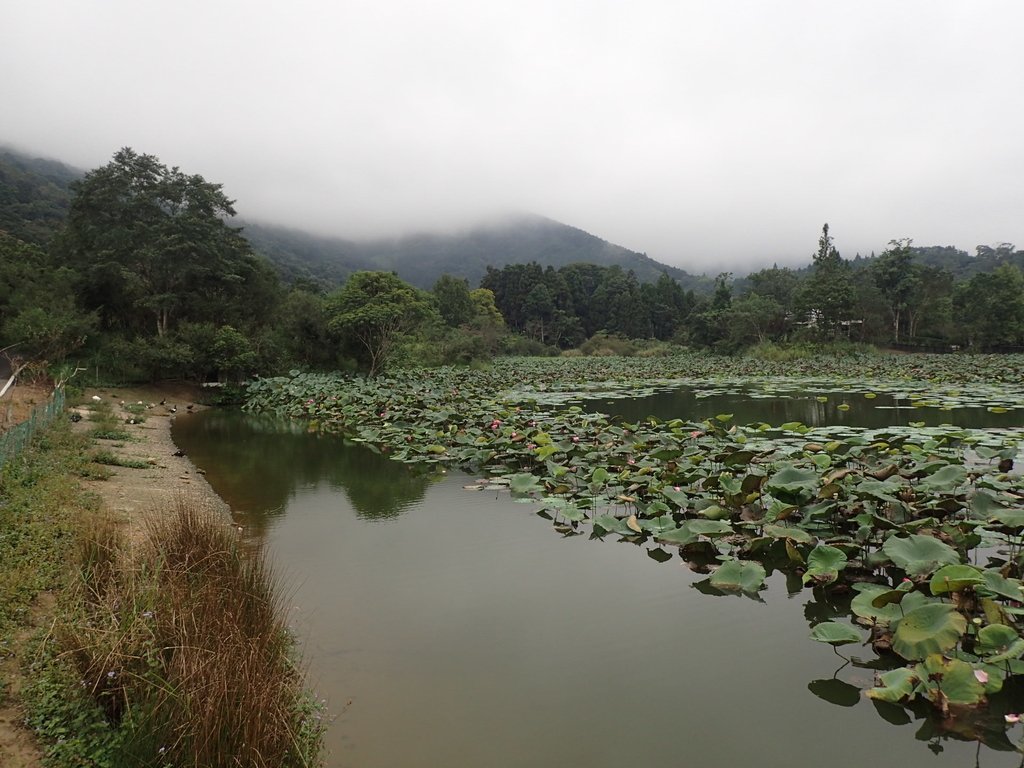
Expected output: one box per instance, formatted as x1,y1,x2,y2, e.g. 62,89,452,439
867,667,918,703
882,534,960,578
709,559,766,593
803,544,847,586
809,621,862,647
891,603,967,660
929,564,985,595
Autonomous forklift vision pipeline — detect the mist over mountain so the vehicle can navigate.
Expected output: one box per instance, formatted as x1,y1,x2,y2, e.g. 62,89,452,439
239,215,712,291
1,145,1018,294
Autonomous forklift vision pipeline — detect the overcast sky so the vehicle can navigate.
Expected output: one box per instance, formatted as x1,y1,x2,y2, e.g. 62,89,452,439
2,1,1022,274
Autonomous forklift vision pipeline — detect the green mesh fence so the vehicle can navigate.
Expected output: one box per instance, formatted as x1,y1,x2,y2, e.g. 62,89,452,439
0,387,66,472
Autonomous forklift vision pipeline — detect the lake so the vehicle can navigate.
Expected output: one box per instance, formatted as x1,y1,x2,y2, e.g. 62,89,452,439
174,405,1024,768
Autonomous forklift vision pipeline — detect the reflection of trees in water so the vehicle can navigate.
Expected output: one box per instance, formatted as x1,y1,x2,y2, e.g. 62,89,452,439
172,411,432,535
591,387,1024,429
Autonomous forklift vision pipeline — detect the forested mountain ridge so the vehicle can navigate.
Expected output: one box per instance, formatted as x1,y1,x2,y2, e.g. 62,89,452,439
0,148,80,245
3,145,1020,292
0,146,707,290
239,215,713,291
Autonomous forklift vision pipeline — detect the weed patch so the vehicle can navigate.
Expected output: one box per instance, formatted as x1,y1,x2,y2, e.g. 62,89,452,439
54,498,324,767
90,450,151,469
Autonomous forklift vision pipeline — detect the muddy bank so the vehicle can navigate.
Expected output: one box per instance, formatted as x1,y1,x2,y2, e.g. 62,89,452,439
73,386,230,543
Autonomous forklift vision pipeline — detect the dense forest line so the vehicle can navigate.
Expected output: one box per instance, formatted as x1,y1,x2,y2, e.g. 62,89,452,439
2,147,1024,383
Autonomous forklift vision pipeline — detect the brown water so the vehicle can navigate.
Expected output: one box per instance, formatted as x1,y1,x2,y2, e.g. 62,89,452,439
173,410,1024,768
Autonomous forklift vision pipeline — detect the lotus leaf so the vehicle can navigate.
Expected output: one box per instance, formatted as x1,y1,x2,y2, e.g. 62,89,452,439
980,570,1024,602
660,486,688,507
976,624,1019,657
891,603,967,660
809,621,862,646
802,544,847,585
990,509,1024,528
915,654,985,707
709,559,766,593
881,534,960,578
919,464,968,493
593,515,634,537
508,473,543,494
765,465,819,504
761,524,814,544
870,579,915,609
866,667,918,703
638,515,677,535
929,564,985,595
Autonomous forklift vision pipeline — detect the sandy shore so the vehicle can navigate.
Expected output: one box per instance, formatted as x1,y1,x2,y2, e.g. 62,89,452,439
72,386,230,545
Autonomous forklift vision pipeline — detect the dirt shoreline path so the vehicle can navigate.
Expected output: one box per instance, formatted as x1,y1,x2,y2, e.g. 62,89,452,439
0,384,231,767
72,386,230,545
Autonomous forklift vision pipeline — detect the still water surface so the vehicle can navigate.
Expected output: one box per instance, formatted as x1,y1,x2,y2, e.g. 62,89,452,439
578,386,1024,429
173,400,1024,768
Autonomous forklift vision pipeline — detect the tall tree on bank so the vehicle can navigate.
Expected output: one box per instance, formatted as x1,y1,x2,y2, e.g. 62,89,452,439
794,223,855,338
326,271,433,376
870,238,917,343
57,148,259,337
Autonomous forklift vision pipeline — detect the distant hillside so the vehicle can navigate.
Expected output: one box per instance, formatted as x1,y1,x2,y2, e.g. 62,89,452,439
242,214,712,291
0,148,80,245
237,222,373,287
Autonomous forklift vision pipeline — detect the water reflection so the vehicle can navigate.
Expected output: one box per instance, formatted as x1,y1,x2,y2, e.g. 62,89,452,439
177,409,1024,767
172,411,435,531
585,387,1024,429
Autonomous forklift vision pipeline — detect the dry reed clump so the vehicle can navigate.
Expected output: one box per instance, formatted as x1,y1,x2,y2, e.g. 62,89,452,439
61,496,323,768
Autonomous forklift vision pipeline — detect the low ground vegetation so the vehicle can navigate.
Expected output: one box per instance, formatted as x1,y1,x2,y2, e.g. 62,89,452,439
0,405,323,767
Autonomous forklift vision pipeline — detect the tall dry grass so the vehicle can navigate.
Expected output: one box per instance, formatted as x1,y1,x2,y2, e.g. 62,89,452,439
61,496,323,767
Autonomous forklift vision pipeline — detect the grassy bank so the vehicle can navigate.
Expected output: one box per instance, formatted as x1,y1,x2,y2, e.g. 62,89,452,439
1,417,323,767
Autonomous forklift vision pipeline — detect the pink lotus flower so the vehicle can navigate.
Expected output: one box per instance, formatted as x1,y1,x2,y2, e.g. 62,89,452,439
1006,713,1020,724
974,669,989,684
571,436,580,443
691,431,702,438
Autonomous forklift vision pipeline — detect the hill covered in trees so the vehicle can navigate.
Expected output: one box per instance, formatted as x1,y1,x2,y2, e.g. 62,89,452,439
0,147,708,291
239,215,711,291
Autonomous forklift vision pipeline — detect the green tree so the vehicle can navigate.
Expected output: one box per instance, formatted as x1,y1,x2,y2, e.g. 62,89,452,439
953,264,1024,349
326,271,432,375
58,147,262,337
794,224,855,338
0,233,94,375
870,238,918,343
641,273,692,340
906,265,953,341
432,274,475,327
725,293,786,346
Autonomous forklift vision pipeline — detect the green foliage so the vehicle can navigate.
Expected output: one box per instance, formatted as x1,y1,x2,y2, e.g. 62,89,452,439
58,148,274,339
793,223,856,339
0,232,95,371
432,274,475,327
326,271,435,375
0,149,78,245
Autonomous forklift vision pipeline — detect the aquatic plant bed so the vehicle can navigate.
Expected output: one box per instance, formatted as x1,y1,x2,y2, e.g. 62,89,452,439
246,354,1024,749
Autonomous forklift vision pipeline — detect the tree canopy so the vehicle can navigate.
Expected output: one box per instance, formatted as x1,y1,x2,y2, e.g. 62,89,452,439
58,147,263,337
